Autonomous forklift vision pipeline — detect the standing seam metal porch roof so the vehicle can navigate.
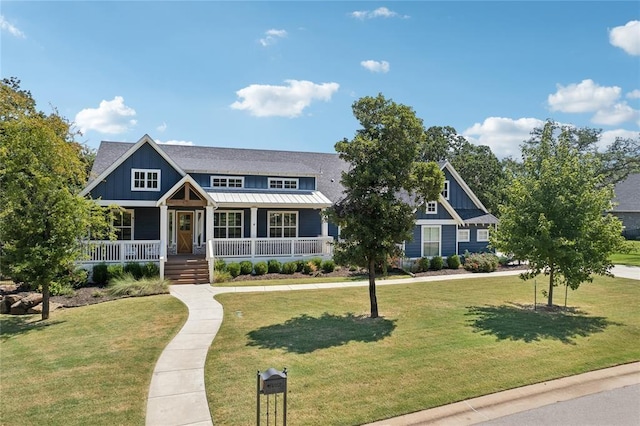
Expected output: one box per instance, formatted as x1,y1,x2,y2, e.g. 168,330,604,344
207,190,333,208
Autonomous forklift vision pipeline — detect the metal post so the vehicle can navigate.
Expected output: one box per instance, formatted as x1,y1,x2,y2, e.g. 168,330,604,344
257,371,260,426
534,279,537,311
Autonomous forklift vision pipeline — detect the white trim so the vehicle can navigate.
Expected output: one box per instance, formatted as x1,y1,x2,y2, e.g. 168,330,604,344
131,168,161,192
268,177,299,190
267,210,299,238
113,208,134,241
168,210,176,247
437,195,465,225
95,200,157,207
213,210,245,239
426,201,438,214
156,175,216,207
80,134,186,197
442,180,450,200
458,229,470,242
195,210,205,246
441,161,488,213
415,219,458,225
210,175,244,188
477,229,490,242
421,225,441,258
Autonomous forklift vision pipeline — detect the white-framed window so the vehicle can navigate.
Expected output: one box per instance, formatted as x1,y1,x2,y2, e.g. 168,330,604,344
214,211,243,238
131,169,161,191
426,201,438,214
168,210,176,246
269,178,298,190
442,180,450,200
268,211,298,238
211,176,244,188
422,225,440,257
477,229,490,242
458,229,470,242
113,209,133,240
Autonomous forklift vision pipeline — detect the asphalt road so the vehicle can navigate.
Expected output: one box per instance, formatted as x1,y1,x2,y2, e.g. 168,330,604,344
480,384,640,426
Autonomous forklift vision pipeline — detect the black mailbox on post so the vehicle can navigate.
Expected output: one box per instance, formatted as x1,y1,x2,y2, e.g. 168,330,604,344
259,367,287,394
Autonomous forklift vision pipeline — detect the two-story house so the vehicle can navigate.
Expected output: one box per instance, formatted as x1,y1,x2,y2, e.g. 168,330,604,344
80,135,496,281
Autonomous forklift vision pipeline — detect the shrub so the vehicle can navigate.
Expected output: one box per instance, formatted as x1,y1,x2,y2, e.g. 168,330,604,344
303,261,318,275
254,261,268,275
447,255,461,269
282,262,297,274
47,280,74,296
227,262,241,278
214,259,227,272
107,264,124,282
124,262,144,280
430,256,444,271
310,257,323,270
296,260,306,272
106,273,170,296
92,263,108,285
418,257,430,272
321,259,336,273
267,259,282,274
463,252,499,273
498,255,512,266
239,261,253,275
142,262,160,278
213,270,232,283
410,260,423,274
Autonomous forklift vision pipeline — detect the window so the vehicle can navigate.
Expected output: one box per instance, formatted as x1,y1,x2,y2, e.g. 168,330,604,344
442,180,450,200
426,201,438,214
131,169,161,191
458,229,470,242
211,176,244,188
269,178,298,189
268,211,298,238
422,226,440,257
214,211,243,238
113,209,133,240
477,229,490,242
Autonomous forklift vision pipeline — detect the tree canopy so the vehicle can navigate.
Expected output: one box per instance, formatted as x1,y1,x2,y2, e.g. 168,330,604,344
0,78,109,319
491,120,626,306
326,94,444,318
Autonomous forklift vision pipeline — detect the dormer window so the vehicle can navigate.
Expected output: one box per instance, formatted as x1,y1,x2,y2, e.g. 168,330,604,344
442,180,450,200
131,169,160,191
211,176,244,188
269,178,298,189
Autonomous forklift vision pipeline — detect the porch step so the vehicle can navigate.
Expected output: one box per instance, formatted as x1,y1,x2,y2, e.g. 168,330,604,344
164,258,209,285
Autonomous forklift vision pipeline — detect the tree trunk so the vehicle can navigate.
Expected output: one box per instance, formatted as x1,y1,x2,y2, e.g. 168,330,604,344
41,281,50,320
547,265,554,307
368,258,379,318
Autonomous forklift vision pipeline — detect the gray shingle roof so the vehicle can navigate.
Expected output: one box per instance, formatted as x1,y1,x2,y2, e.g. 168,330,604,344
90,141,349,203
612,173,640,212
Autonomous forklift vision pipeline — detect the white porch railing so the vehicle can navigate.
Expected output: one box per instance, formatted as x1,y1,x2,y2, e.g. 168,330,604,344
212,237,333,258
80,240,161,264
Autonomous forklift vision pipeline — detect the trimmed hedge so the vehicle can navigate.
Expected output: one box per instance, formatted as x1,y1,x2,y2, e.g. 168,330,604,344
227,262,241,278
254,261,268,275
239,261,253,275
447,255,461,269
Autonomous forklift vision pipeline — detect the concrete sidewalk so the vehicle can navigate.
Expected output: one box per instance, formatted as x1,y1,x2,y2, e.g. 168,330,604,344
145,265,639,425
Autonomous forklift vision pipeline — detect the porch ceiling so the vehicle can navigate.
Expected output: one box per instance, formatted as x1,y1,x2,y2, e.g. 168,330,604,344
207,190,332,208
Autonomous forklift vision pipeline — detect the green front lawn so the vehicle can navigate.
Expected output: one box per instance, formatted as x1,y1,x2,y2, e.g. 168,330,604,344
611,239,640,266
206,275,640,425
1,295,187,426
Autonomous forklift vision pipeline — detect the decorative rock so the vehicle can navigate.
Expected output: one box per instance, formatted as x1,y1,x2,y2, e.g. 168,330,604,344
28,302,63,314
1,294,22,314
0,284,18,294
21,293,43,309
10,300,27,315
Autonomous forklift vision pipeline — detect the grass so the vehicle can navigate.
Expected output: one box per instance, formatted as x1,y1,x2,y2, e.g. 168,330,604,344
0,295,187,426
106,272,171,296
206,275,640,425
610,239,640,266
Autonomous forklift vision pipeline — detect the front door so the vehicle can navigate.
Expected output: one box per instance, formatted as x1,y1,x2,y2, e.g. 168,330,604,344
177,212,193,254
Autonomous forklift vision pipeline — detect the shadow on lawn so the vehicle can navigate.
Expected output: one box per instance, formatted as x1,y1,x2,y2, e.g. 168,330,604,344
0,315,65,341
466,303,620,344
246,312,396,354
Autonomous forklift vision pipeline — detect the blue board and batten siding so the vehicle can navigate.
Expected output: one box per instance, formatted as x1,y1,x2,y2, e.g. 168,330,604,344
89,143,182,200
459,226,492,254
135,208,160,240
443,169,477,210
256,209,323,238
189,173,316,190
404,224,457,258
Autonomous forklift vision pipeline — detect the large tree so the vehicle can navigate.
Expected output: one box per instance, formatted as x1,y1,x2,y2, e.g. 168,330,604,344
0,78,109,319
492,120,625,306
326,94,444,318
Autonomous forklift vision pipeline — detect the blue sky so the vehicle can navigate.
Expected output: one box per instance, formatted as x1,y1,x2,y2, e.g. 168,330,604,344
2,1,638,158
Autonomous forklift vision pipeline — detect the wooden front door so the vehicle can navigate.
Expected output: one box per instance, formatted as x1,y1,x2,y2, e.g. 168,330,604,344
177,212,193,254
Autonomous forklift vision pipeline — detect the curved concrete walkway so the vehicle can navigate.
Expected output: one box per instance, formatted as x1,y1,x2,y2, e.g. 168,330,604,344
145,265,640,425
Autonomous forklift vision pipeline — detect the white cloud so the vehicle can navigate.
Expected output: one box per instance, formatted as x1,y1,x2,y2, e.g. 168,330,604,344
548,79,621,113
157,122,167,132
259,28,287,47
609,20,640,56
156,139,193,146
627,89,640,99
74,96,137,134
350,7,409,20
600,129,640,150
0,15,25,38
230,79,340,118
591,102,640,126
463,117,545,159
361,60,390,73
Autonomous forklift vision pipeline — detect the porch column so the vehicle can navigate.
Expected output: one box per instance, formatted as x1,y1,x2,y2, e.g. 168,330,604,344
206,205,215,283
321,210,329,237
159,205,168,280
250,207,258,259
206,205,214,243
